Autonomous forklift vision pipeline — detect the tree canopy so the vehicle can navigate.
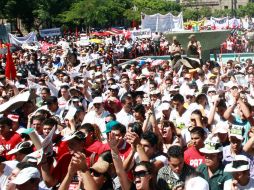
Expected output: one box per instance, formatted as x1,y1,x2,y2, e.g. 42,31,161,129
1,0,254,34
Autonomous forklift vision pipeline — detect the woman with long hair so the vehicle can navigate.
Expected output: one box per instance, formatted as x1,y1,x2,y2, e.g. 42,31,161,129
158,120,183,153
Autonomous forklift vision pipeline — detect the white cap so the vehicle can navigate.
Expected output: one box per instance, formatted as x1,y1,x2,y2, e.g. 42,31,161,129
94,71,103,77
200,135,223,154
161,95,171,102
229,125,244,140
207,86,216,93
62,131,87,141
186,89,195,96
108,84,119,90
185,176,209,190
12,167,40,185
93,96,103,104
169,85,180,92
17,84,26,89
213,121,229,134
224,155,249,172
150,89,160,95
7,141,33,155
160,103,171,111
227,81,238,89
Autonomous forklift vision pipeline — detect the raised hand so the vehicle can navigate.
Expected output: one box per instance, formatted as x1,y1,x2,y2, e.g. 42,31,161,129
108,132,119,151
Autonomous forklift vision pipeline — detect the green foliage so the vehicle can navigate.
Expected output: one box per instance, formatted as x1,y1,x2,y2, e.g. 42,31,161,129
3,0,254,33
124,0,182,22
237,3,254,17
212,9,231,18
183,8,199,21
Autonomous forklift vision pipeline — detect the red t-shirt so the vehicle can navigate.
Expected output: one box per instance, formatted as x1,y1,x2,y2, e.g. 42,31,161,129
53,141,69,161
0,132,22,160
184,146,205,168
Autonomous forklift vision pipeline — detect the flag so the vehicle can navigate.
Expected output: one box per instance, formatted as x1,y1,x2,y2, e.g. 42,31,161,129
75,26,79,37
5,43,16,80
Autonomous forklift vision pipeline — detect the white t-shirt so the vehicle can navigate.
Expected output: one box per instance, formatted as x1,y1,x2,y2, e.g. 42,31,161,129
224,178,254,190
116,109,135,128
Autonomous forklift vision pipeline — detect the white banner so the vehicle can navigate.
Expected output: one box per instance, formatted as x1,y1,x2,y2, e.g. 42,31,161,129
131,29,151,40
141,12,183,32
210,17,229,29
39,28,61,37
9,32,37,46
228,18,241,29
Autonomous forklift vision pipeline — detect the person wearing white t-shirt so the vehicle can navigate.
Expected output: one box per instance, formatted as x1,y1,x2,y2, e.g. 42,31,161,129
82,97,109,136
170,94,189,128
224,155,254,190
116,93,135,128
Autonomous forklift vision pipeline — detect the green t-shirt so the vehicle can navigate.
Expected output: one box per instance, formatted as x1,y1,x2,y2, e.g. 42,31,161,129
197,164,232,190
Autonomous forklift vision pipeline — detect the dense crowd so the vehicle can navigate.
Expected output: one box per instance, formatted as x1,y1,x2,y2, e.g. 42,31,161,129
0,32,254,190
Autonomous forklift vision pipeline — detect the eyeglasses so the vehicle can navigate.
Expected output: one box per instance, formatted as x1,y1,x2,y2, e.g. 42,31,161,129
90,169,103,177
133,170,150,178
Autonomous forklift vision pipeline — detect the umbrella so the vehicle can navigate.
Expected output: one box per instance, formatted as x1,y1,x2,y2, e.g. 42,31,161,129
90,39,103,44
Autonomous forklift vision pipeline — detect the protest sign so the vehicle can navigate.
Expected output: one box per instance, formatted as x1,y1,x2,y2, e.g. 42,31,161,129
9,32,37,46
131,29,151,40
39,28,61,37
141,12,183,32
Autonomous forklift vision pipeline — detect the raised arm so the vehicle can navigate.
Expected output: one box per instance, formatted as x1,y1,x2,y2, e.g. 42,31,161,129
108,133,131,190
243,135,254,155
208,96,220,125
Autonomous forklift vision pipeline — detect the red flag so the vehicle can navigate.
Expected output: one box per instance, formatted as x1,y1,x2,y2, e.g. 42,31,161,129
75,26,79,37
5,44,16,80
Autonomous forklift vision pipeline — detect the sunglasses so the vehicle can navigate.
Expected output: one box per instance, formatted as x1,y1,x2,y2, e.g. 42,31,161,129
90,169,103,177
133,170,150,178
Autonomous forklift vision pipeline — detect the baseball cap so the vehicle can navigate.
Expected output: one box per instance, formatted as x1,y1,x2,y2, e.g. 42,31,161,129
12,167,40,185
108,85,119,90
103,120,120,133
224,155,249,172
208,73,217,79
207,86,216,93
93,96,103,104
7,141,33,155
62,131,87,141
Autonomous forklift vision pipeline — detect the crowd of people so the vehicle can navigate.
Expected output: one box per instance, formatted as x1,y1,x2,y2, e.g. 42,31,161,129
0,31,254,190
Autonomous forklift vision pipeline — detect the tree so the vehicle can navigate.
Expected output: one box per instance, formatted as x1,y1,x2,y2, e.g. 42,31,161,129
183,8,199,21
124,0,182,22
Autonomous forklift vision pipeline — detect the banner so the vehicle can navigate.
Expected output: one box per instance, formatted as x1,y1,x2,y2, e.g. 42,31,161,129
210,17,229,29
228,18,241,29
9,32,37,46
141,12,183,32
39,28,61,37
131,29,151,40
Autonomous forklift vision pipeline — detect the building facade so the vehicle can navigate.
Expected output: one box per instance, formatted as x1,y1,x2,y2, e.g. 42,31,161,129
180,0,250,10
